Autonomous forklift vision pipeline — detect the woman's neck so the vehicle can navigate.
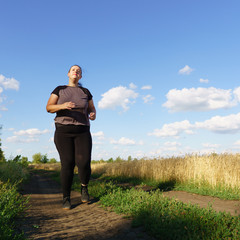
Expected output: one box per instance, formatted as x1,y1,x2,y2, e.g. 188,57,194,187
68,79,78,87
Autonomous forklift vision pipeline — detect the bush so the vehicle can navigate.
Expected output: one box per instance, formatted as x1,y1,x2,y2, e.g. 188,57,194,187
0,181,28,239
0,162,29,184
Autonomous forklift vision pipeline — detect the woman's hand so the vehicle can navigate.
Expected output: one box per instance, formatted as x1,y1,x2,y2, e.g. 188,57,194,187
62,101,75,110
46,94,76,113
88,99,96,121
89,112,96,120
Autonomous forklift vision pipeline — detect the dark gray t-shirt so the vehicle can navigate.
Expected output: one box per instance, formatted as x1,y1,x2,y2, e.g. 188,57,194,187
52,85,93,126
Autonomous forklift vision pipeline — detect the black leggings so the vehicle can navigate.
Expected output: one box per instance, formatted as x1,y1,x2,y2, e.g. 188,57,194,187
54,123,92,198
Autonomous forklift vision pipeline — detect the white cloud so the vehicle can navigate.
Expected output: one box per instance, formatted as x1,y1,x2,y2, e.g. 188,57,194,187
163,87,236,112
110,137,137,145
98,86,138,111
195,113,240,134
200,78,209,83
92,131,105,140
93,140,104,145
163,141,182,152
14,128,49,136
202,143,220,148
129,83,137,89
148,120,194,137
233,87,240,102
143,94,155,104
0,106,8,111
178,65,194,75
6,136,39,143
234,140,240,146
0,87,4,104
141,85,152,90
0,74,19,112
149,113,240,138
0,74,20,91
164,141,181,147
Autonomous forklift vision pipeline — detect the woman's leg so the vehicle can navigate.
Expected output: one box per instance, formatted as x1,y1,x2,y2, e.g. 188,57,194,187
74,130,92,185
54,131,75,198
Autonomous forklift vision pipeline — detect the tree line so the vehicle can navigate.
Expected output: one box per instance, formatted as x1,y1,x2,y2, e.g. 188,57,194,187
0,151,58,165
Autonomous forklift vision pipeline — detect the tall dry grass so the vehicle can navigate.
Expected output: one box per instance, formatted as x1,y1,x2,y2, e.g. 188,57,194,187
91,153,240,189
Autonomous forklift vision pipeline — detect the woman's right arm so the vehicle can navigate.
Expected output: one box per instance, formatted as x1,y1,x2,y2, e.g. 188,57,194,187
46,94,75,113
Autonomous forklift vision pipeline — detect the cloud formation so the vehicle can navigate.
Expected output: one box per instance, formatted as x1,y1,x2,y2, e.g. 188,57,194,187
7,128,49,144
0,74,20,91
0,74,20,112
14,128,49,136
163,87,238,112
178,65,194,75
200,78,209,83
98,86,138,111
148,120,194,137
92,131,105,140
195,113,240,134
141,85,152,90
143,94,155,103
110,137,143,146
6,136,39,143
149,113,240,137
110,137,136,145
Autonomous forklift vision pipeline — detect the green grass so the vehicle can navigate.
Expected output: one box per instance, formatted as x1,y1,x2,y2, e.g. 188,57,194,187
90,173,240,200
0,162,29,239
98,187,240,239
0,161,29,185
71,173,240,239
42,169,240,239
174,180,240,200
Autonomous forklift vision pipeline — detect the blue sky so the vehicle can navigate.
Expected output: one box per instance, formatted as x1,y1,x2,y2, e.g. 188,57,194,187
1,0,240,161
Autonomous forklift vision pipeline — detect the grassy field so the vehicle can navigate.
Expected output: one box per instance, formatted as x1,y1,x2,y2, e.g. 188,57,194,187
0,161,29,240
29,153,240,239
86,181,240,239
91,153,240,200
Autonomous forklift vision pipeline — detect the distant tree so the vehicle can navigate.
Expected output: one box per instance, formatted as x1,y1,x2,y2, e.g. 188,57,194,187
12,155,21,162
49,158,57,163
41,154,49,164
107,158,114,163
32,153,42,164
21,156,29,166
32,153,49,164
115,156,123,162
0,127,6,162
99,159,105,163
127,156,132,162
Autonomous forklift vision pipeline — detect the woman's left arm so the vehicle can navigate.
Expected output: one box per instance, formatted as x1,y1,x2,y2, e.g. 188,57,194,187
88,99,96,120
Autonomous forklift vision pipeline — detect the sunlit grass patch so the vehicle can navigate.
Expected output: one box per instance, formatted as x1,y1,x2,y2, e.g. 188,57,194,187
0,162,29,239
85,179,240,239
0,179,28,239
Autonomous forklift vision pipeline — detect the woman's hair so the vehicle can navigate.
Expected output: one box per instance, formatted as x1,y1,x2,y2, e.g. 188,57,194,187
68,64,82,74
68,65,83,87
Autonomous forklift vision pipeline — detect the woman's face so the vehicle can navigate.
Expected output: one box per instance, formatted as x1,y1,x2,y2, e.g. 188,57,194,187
68,66,82,80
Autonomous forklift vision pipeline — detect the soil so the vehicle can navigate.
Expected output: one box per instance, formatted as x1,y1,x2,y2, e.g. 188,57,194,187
19,171,240,240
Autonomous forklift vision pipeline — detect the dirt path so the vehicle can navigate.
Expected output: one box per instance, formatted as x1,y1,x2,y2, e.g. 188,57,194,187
164,191,240,216
20,171,156,240
20,171,240,239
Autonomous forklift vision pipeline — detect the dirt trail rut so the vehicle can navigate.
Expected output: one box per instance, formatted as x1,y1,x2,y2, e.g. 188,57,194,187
20,171,240,239
20,172,156,240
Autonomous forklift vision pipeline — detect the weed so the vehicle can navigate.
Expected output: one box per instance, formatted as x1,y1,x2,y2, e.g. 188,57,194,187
0,162,29,239
90,181,240,239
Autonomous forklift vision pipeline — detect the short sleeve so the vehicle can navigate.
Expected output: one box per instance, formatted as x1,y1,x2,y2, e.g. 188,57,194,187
80,87,93,100
51,86,61,96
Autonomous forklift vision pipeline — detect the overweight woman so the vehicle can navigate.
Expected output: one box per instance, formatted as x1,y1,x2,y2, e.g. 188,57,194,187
46,65,96,210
